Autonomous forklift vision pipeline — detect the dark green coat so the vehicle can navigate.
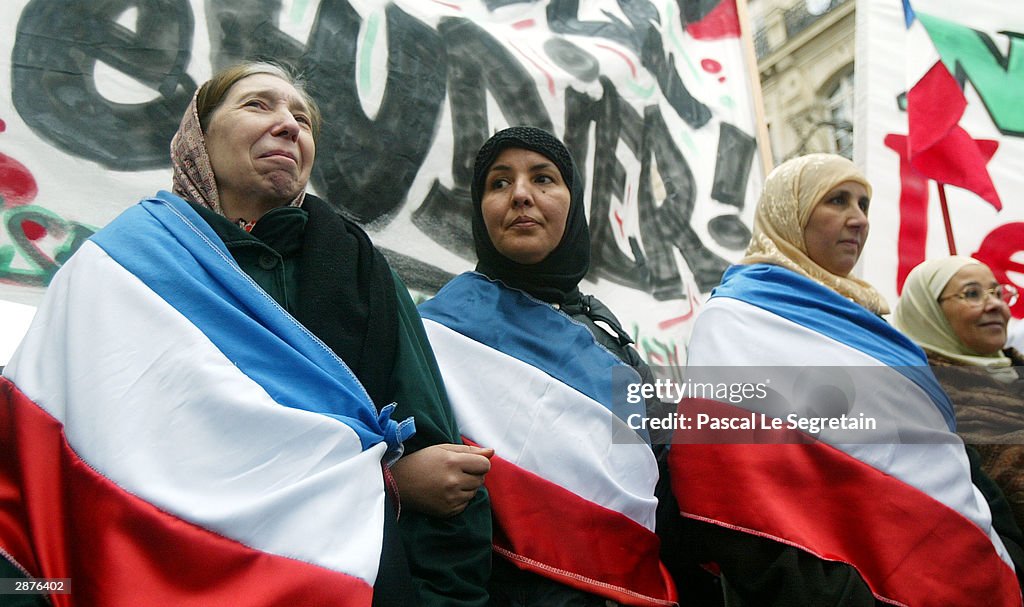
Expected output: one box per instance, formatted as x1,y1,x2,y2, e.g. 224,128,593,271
190,199,492,606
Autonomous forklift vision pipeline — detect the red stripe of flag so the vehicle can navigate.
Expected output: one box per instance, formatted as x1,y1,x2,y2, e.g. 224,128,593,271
470,439,677,606
670,398,1020,606
0,378,374,606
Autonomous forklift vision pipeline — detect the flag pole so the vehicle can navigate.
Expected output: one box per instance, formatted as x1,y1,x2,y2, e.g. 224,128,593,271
936,182,957,255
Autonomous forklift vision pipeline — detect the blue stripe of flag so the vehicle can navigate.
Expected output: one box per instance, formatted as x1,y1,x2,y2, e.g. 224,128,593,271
90,190,391,451
419,272,641,414
712,264,955,430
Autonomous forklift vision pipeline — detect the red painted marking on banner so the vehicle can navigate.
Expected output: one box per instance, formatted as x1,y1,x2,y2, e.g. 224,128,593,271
595,44,637,78
20,220,46,241
429,0,462,10
658,284,697,329
509,41,555,96
0,155,38,206
657,307,695,330
884,134,931,294
973,222,1024,320
701,58,722,73
686,0,741,39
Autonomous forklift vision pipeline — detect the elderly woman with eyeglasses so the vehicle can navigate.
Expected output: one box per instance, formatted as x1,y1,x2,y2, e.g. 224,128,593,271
894,256,1024,534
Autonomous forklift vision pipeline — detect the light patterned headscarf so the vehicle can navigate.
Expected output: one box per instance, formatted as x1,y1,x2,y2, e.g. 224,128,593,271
741,153,889,314
893,256,1013,371
169,88,305,222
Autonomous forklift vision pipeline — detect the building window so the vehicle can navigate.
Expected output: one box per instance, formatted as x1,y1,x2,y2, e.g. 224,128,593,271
825,71,854,159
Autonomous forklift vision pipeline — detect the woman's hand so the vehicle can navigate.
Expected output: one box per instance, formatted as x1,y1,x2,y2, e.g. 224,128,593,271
391,443,494,518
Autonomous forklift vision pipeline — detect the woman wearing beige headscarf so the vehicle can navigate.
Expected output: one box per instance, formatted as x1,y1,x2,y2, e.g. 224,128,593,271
741,152,887,314
894,256,1024,533
666,154,1023,606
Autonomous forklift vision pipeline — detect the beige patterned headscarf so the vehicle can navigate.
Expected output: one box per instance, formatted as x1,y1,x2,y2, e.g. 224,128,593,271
741,153,889,314
169,89,305,220
893,256,1014,370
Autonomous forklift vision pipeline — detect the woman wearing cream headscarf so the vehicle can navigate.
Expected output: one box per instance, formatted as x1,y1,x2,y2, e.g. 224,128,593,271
741,152,887,314
894,256,1024,533
666,154,1022,606
893,256,1019,373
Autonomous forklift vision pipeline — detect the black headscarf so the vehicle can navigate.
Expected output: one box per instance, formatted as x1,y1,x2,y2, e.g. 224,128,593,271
471,126,591,304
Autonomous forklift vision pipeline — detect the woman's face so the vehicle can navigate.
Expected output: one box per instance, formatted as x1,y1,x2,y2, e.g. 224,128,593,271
481,147,571,265
939,264,1010,355
205,73,315,215
803,180,870,277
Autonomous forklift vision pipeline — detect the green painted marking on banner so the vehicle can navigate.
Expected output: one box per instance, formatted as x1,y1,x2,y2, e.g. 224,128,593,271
0,204,95,288
679,128,696,154
665,1,684,52
626,79,658,98
289,0,311,24
918,12,1024,136
359,12,382,96
666,1,701,81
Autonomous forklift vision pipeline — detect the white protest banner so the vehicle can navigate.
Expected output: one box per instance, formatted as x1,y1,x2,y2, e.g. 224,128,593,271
0,0,765,364
856,0,1024,318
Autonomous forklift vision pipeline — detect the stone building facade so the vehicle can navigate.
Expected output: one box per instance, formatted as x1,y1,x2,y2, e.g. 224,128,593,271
747,0,856,163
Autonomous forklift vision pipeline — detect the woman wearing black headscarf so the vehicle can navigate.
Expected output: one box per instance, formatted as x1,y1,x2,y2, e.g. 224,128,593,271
419,127,677,606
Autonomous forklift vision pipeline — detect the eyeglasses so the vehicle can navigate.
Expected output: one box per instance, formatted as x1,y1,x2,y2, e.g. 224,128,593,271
939,284,1019,307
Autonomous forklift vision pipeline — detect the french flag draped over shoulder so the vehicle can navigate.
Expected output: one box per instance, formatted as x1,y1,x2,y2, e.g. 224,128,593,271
902,0,1001,209
670,264,1020,606
0,191,411,606
419,272,676,607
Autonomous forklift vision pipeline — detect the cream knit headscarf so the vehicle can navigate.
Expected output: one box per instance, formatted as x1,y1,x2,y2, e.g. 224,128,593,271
741,153,889,314
892,256,1013,371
